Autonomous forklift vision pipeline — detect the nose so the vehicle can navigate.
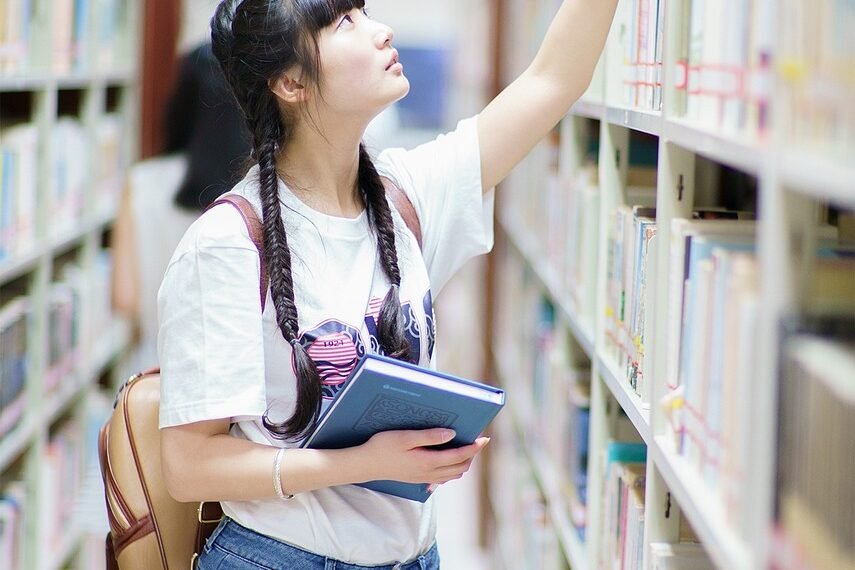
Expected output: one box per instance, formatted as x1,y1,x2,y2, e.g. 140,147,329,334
375,23,394,48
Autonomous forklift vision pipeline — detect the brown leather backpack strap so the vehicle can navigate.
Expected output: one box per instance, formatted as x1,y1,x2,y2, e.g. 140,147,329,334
207,195,269,311
381,177,423,250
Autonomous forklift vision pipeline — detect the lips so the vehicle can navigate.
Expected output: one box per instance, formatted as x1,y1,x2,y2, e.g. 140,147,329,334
385,50,399,71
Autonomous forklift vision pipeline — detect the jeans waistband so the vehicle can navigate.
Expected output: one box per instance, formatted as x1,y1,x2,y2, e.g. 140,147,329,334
208,517,439,570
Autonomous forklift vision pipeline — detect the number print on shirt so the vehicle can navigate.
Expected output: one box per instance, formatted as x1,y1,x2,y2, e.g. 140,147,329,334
294,320,366,400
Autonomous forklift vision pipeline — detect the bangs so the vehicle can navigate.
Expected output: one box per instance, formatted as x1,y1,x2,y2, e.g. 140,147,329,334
299,0,366,31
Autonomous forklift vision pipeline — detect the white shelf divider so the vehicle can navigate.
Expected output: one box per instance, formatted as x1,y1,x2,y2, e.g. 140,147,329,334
595,354,651,444
650,436,753,570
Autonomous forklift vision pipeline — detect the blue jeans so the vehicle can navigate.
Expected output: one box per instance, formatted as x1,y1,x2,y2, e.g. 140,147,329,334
197,517,441,570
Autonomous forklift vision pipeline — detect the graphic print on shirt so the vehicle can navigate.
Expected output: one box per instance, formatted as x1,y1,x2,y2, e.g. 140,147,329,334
294,320,366,400
363,292,434,364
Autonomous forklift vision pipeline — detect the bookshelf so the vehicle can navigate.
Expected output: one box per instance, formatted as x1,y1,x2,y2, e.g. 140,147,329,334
0,1,141,568
486,1,854,570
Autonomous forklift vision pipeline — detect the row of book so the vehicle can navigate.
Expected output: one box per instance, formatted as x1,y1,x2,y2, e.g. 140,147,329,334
493,243,593,546
500,122,604,333
772,314,855,570
610,0,664,112
0,0,32,76
41,419,87,554
664,217,851,534
0,299,29,438
675,0,774,135
44,266,84,394
0,114,126,262
488,408,563,570
0,481,25,569
53,0,131,74
777,0,854,161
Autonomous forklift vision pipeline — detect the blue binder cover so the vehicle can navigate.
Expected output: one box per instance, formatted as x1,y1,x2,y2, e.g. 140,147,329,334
301,354,506,502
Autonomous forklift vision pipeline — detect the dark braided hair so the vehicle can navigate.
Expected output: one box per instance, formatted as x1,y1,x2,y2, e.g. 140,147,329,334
212,0,412,441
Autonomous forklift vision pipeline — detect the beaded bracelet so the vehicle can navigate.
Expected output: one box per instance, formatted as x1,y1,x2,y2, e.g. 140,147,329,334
273,448,294,500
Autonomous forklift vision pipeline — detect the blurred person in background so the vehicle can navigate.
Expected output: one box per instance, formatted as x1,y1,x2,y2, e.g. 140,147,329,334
158,1,618,569
111,42,251,371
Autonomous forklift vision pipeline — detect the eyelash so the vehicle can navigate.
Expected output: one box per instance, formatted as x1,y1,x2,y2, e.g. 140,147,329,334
339,8,369,27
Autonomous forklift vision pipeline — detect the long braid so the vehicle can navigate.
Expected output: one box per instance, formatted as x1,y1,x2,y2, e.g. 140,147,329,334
358,144,413,362
256,104,323,440
212,0,397,440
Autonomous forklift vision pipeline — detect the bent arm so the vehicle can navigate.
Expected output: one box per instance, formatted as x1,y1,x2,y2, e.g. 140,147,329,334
161,420,485,503
479,0,618,191
161,420,373,503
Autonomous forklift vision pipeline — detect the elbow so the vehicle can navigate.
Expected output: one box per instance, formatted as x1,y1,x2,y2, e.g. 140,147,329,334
161,438,197,503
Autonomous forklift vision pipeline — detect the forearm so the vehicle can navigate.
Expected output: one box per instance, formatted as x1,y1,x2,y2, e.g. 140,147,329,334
528,0,619,100
163,431,373,503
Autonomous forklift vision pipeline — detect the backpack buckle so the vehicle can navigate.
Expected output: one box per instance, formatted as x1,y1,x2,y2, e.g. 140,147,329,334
197,502,222,524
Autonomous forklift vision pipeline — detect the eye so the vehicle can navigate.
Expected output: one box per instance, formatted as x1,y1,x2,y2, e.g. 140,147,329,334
361,7,370,18
337,14,354,29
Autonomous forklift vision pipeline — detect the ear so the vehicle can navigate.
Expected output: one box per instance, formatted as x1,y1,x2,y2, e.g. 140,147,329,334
269,70,307,105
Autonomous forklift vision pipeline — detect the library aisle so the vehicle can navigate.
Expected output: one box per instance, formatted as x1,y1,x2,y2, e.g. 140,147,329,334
1,1,853,570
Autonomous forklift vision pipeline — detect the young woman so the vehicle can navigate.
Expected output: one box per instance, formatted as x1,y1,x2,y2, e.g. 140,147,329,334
158,1,617,569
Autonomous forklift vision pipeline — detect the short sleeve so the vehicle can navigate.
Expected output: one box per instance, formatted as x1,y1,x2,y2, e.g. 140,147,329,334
157,205,268,428
376,116,495,294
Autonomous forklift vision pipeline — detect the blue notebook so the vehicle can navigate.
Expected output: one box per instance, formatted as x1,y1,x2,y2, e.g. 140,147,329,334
301,354,506,502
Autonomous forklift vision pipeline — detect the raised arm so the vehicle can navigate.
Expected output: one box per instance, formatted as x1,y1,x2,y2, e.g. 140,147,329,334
478,0,618,191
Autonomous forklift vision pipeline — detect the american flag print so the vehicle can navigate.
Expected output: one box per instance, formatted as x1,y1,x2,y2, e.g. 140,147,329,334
295,320,366,400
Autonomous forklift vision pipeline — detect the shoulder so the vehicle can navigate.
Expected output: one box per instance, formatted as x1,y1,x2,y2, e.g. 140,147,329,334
373,116,480,189
168,172,263,263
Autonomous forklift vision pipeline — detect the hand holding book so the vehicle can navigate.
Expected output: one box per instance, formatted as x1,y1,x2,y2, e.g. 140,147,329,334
301,354,506,501
357,429,491,492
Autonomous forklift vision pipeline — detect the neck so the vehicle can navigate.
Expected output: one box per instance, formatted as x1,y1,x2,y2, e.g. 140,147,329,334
276,111,370,219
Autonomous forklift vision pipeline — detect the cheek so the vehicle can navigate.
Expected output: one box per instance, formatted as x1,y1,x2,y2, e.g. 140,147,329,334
321,49,383,106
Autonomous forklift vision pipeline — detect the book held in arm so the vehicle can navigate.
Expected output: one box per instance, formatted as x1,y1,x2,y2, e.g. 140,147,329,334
301,354,506,502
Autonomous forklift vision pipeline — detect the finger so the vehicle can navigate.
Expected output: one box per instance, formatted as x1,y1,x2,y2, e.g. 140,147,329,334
400,428,456,449
429,437,490,466
437,457,474,479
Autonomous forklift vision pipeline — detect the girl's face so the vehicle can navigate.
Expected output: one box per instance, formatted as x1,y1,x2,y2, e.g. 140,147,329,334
315,7,410,118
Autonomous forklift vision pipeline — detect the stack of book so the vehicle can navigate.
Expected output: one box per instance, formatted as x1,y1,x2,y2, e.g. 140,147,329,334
0,123,38,263
675,0,774,135
777,0,854,161
51,118,88,236
0,0,33,76
611,0,665,111
0,298,29,438
597,442,647,569
772,310,854,570
0,481,26,569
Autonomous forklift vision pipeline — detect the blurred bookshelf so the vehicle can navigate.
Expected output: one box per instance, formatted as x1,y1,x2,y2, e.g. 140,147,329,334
485,1,854,570
0,1,141,568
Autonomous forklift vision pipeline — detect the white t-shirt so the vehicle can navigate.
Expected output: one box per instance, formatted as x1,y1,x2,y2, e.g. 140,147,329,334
157,116,494,565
